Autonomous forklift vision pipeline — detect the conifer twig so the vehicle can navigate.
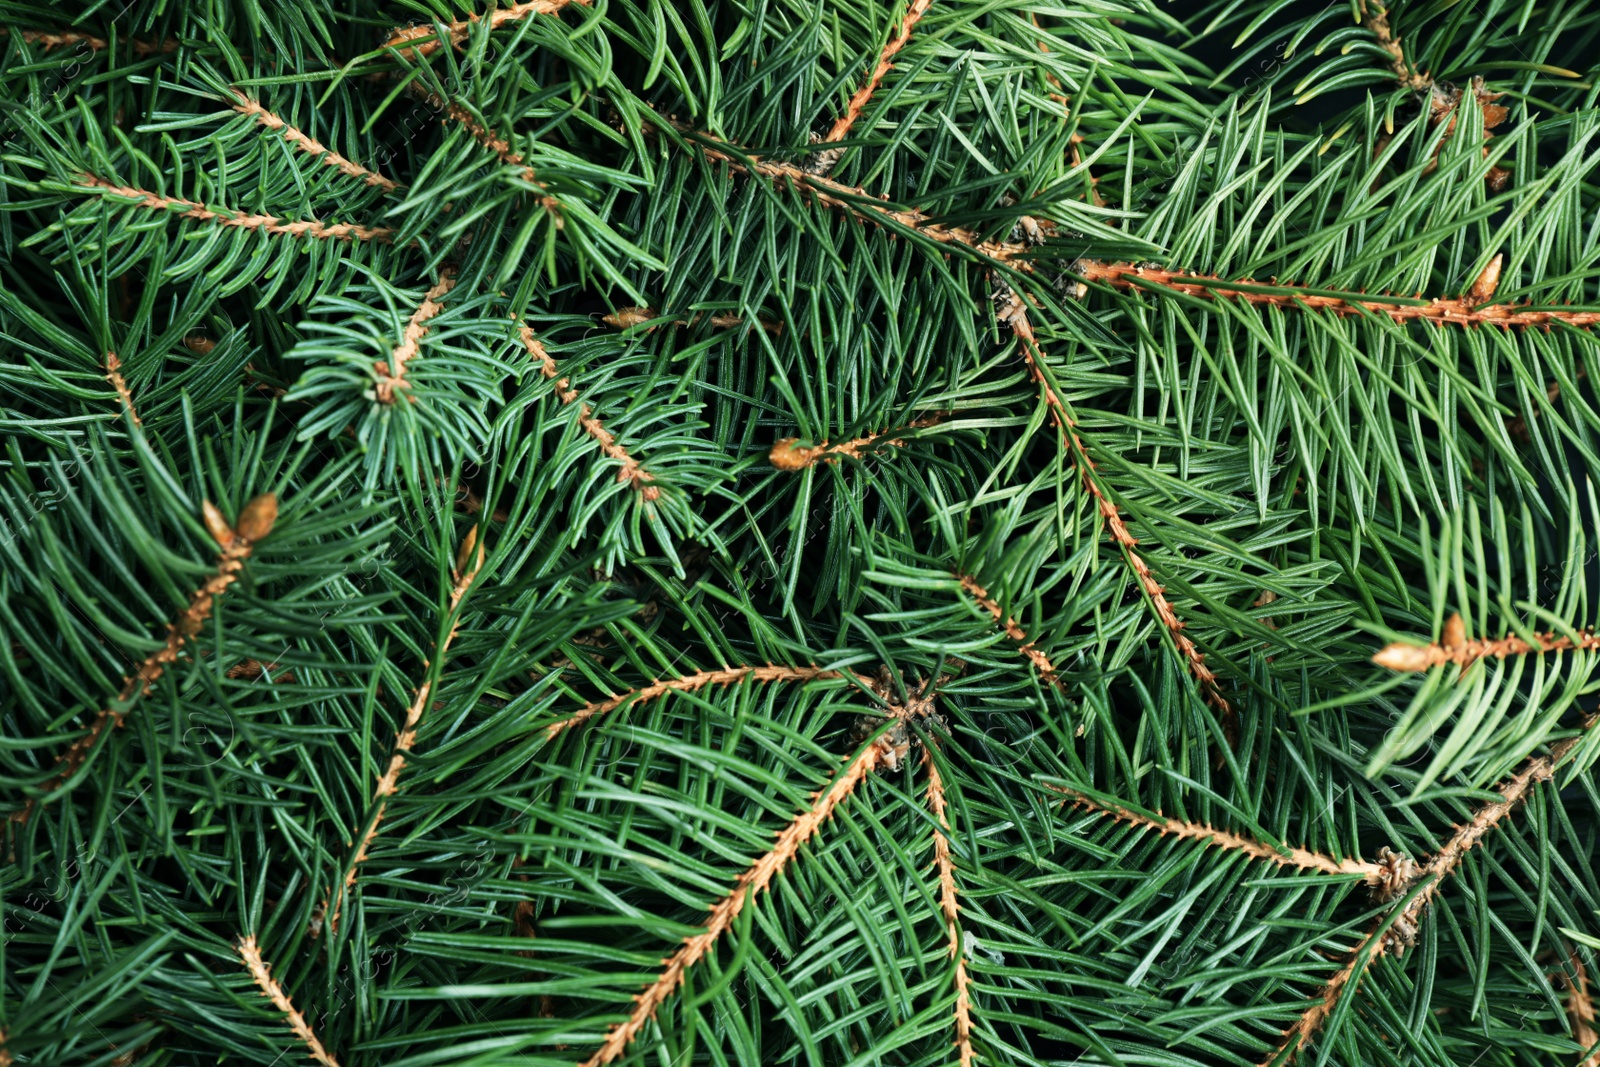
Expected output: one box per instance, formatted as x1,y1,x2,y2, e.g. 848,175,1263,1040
374,270,456,404
104,351,140,426
924,751,975,1067
229,91,401,191
1263,722,1597,1065
1052,785,1386,882
602,306,782,334
510,316,659,500
0,25,177,55
323,525,485,935
1372,617,1600,672
235,935,342,1067
543,665,851,739
769,416,945,470
820,0,935,146
416,89,562,217
11,495,276,823
1357,2,1431,91
956,573,1061,688
74,176,395,242
577,741,887,1067
381,0,587,59
1001,298,1233,721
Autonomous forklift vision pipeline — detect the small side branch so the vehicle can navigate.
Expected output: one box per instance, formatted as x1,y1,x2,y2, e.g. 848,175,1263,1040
925,751,975,1067
104,352,140,425
374,270,456,404
602,306,781,334
769,416,944,470
235,935,341,1067
418,89,562,217
1052,785,1384,883
230,92,401,191
821,0,935,146
511,316,659,500
1562,950,1600,1067
75,176,395,242
577,742,886,1067
0,25,176,55
1358,2,1431,91
1002,298,1232,720
323,526,485,935
956,573,1061,688
1373,614,1600,672
544,665,849,739
382,0,587,59
11,495,275,823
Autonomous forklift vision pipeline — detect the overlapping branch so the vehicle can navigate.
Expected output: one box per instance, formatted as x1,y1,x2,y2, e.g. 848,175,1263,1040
1373,613,1600,672
322,526,484,935
1357,2,1430,91
602,306,781,334
769,416,944,470
1562,951,1600,1067
820,0,935,147
925,752,975,1067
511,316,659,501
235,935,342,1067
577,740,887,1067
230,92,401,191
956,573,1061,688
74,176,395,242
382,0,586,59
0,25,176,55
11,495,275,824
1052,785,1385,883
543,665,849,739
374,271,456,404
1263,720,1598,1065
417,89,561,217
104,352,139,425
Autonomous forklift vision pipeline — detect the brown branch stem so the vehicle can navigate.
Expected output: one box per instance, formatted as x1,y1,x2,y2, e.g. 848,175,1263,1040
235,935,342,1067
374,270,456,404
769,415,944,470
230,92,401,190
74,175,395,242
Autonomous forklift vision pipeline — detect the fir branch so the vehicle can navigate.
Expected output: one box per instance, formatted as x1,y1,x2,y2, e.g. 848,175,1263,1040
1002,297,1233,720
73,176,396,242
956,573,1061,688
1562,950,1600,1067
663,126,1590,331
1357,2,1431,90
11,494,276,824
577,741,887,1067
0,25,176,55
1372,614,1600,672
229,91,401,191
768,416,944,470
374,270,456,404
103,351,139,426
820,0,934,146
324,525,484,935
543,665,850,739
602,306,782,334
382,0,587,60
416,89,562,217
511,316,659,500
1265,720,1598,1065
235,935,342,1067
1076,261,1600,331
924,750,975,1067
1051,786,1385,882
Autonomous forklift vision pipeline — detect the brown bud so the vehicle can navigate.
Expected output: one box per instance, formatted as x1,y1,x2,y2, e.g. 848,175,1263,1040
603,307,656,330
202,501,236,546
184,334,216,354
769,439,815,471
1466,254,1502,305
1441,612,1466,649
455,524,482,575
236,493,278,543
1372,642,1438,672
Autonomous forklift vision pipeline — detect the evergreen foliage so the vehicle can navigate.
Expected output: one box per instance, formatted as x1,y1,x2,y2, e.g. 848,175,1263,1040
3,1,1600,1065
